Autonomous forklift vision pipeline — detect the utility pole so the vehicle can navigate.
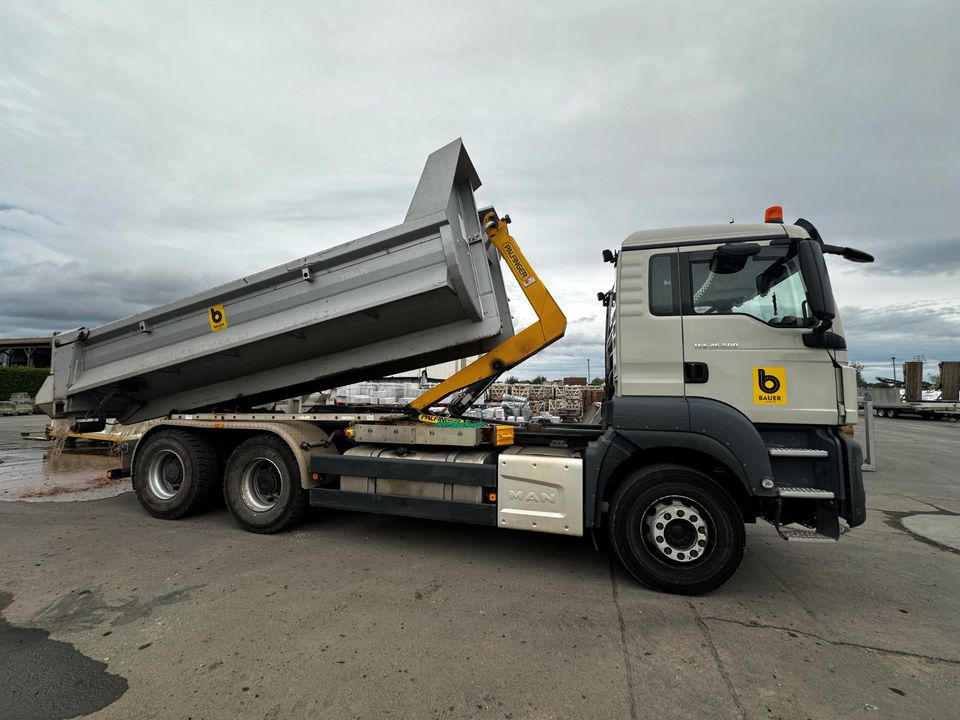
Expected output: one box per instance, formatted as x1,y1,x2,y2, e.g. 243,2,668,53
587,358,591,383
891,356,897,382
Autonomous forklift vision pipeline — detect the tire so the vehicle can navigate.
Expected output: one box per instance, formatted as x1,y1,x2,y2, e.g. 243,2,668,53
885,409,896,418
223,435,308,534
133,429,222,519
607,464,745,595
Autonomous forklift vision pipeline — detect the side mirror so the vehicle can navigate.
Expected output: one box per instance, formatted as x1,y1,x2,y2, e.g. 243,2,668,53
796,218,874,263
797,239,836,326
710,243,760,274
822,244,875,263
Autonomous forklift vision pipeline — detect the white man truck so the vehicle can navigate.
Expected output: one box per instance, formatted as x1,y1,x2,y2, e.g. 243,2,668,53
37,140,873,594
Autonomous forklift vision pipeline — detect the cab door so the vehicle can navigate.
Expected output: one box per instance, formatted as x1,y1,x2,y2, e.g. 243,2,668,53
616,247,684,396
679,243,840,426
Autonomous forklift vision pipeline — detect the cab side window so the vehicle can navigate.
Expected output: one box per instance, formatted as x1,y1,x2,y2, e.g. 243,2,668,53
649,254,679,316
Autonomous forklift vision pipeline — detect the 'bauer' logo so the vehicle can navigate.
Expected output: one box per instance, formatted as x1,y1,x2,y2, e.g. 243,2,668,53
208,304,228,332
753,367,787,405
757,369,780,394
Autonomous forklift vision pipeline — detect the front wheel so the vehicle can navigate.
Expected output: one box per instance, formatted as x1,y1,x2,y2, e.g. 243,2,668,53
223,435,309,534
608,464,745,595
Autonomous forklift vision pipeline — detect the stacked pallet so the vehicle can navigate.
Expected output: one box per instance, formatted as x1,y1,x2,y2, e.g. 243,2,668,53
484,383,591,420
547,387,583,417
529,399,550,414
526,384,549,401
510,384,530,398
487,383,509,402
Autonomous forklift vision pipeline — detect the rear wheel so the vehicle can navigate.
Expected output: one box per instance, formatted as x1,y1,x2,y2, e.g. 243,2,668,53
133,429,221,519
608,464,745,595
223,435,308,533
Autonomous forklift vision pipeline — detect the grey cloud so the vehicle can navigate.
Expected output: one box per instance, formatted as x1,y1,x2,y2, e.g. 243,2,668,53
0,203,51,218
1,0,958,379
0,258,226,330
841,300,960,379
848,237,960,276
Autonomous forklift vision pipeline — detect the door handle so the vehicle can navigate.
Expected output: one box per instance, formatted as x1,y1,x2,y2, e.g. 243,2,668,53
684,362,709,384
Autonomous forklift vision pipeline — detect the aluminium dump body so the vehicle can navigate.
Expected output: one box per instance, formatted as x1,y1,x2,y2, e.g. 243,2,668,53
38,140,514,423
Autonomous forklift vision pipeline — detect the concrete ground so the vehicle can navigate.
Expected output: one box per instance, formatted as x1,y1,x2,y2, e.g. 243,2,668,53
0,414,958,720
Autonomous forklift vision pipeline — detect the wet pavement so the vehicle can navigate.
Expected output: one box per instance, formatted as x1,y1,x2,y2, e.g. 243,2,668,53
0,416,127,503
0,591,128,720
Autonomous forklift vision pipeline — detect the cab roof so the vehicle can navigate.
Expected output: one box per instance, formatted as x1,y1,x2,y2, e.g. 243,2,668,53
621,223,812,250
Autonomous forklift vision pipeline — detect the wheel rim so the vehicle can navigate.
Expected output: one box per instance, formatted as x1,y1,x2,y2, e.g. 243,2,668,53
147,450,184,500
643,495,712,564
240,458,283,512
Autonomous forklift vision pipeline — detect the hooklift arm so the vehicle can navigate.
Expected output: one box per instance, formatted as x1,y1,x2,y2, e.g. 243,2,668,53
407,211,567,417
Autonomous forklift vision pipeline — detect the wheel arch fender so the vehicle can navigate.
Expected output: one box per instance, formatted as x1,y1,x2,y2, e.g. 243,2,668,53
587,396,775,525
586,431,758,528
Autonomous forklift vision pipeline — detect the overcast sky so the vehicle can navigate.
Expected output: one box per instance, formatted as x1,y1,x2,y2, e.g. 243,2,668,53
1,1,958,382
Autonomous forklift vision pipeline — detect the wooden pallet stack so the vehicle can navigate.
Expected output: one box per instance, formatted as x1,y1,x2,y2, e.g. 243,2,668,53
484,383,595,420
486,383,509,403
547,385,583,417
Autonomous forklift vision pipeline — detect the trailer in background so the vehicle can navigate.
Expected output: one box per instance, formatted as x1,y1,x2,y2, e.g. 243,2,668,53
867,386,960,421
871,402,959,420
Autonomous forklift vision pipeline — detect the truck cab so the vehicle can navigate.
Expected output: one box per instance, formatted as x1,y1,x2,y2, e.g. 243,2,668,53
613,221,858,425
592,214,867,585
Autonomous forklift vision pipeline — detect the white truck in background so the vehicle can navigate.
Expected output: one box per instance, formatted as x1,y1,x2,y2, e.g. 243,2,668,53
38,140,873,594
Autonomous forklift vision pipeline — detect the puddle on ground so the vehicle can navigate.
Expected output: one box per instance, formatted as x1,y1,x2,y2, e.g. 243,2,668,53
0,445,128,502
0,591,128,719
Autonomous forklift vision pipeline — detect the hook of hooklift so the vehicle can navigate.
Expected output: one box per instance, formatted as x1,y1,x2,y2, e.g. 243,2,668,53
483,214,511,231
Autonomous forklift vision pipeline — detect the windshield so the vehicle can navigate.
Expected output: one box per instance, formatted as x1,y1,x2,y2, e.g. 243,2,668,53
689,247,815,327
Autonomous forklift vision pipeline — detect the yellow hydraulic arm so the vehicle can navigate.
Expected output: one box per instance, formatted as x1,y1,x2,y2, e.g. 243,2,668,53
407,211,567,417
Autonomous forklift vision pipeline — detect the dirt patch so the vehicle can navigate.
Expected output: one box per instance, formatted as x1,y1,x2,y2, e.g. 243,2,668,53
0,445,127,502
20,473,129,499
